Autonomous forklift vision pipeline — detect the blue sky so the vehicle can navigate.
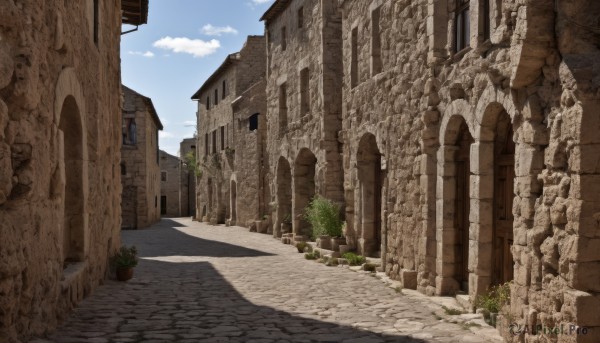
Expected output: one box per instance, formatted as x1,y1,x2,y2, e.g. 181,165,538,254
121,0,274,156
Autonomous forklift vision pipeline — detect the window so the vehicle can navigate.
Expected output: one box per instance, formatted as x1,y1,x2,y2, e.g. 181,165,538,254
161,171,167,182
122,116,136,145
249,113,259,131
93,0,99,46
206,96,211,110
297,7,304,28
160,196,166,215
300,68,310,115
279,83,287,136
205,133,209,156
220,126,225,150
371,7,382,75
483,0,491,41
155,195,158,208
214,89,219,106
211,130,216,154
120,162,126,175
351,27,358,88
222,80,227,99
455,0,470,52
281,26,287,51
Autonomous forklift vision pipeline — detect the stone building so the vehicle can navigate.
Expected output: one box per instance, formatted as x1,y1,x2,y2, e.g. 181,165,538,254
192,36,268,229
159,150,181,217
179,138,197,218
120,86,163,229
0,0,148,341
262,0,344,239
335,0,600,341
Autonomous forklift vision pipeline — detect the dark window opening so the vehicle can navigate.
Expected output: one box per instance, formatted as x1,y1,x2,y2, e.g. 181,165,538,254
206,96,211,110
483,0,491,41
351,27,358,88
371,7,382,75
120,163,126,175
214,89,219,106
211,130,216,154
279,83,287,136
205,133,209,156
222,80,227,99
298,7,304,28
161,171,167,182
281,26,287,51
455,0,470,52
249,113,259,131
220,126,225,150
300,68,310,115
160,196,166,215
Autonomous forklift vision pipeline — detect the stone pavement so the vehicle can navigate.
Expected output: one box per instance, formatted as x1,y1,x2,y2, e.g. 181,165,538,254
32,218,503,342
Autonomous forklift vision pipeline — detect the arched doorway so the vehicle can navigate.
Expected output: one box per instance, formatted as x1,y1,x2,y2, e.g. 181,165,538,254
230,180,237,225
451,119,474,293
357,133,382,257
492,112,515,285
59,96,85,264
276,157,292,237
293,149,316,237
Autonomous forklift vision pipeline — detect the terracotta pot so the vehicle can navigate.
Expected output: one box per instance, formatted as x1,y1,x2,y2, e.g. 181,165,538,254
116,267,134,281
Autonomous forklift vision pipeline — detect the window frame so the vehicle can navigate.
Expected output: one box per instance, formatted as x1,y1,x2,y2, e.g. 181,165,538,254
454,0,471,53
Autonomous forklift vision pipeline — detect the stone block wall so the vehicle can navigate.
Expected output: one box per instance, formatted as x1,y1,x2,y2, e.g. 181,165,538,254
159,150,181,217
121,86,161,229
0,1,123,340
265,0,344,239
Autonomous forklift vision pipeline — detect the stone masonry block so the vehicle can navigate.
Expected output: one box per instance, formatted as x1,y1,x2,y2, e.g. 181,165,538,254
470,142,494,175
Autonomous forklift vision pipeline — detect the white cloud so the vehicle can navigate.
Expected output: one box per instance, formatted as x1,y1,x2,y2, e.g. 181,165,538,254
159,131,174,139
183,120,196,126
201,24,238,36
153,36,220,58
127,50,155,58
252,0,273,4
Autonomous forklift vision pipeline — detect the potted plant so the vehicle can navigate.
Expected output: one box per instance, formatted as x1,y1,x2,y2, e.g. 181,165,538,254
305,196,343,250
111,245,138,281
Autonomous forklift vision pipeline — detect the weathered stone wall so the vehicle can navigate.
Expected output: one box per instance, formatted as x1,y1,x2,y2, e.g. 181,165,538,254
0,0,123,340
265,0,344,239
159,150,181,217
121,86,161,229
195,36,266,227
339,0,600,341
179,138,197,217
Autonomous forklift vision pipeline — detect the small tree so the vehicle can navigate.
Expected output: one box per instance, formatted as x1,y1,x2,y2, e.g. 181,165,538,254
183,151,202,177
305,196,343,238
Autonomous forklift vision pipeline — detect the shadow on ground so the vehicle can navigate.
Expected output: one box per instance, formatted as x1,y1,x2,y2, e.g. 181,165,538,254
122,218,275,258
45,257,428,343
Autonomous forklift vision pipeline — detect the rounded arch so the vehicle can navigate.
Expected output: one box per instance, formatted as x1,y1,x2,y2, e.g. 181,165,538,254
55,68,89,262
474,86,518,142
293,148,317,237
439,99,476,145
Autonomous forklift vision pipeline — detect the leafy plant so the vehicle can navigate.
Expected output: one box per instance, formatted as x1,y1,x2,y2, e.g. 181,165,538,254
442,305,465,315
282,213,292,224
304,252,317,260
183,151,203,178
296,242,308,253
225,147,235,157
111,245,138,269
342,252,366,266
363,263,377,272
475,282,511,314
304,196,343,239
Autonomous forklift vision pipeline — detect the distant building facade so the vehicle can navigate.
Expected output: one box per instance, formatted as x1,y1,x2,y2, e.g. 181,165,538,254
180,138,197,217
159,150,181,217
192,36,268,228
0,0,148,341
120,86,163,229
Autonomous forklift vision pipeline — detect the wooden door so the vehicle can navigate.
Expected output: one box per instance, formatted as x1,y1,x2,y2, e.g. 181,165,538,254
493,126,515,285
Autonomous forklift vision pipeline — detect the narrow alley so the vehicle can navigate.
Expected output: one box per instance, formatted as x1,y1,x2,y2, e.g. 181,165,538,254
32,219,501,343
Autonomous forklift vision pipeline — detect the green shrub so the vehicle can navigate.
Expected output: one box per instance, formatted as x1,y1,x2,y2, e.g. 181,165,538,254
296,242,308,253
475,282,511,313
342,252,366,266
304,196,343,239
111,245,138,269
363,263,376,272
304,252,317,260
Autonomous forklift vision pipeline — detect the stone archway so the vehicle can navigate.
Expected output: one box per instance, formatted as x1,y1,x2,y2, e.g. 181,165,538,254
356,133,383,257
230,179,237,226
59,96,86,264
275,156,292,238
293,149,316,237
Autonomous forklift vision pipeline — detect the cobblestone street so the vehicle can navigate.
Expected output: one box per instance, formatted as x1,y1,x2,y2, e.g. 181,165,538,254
34,218,503,343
